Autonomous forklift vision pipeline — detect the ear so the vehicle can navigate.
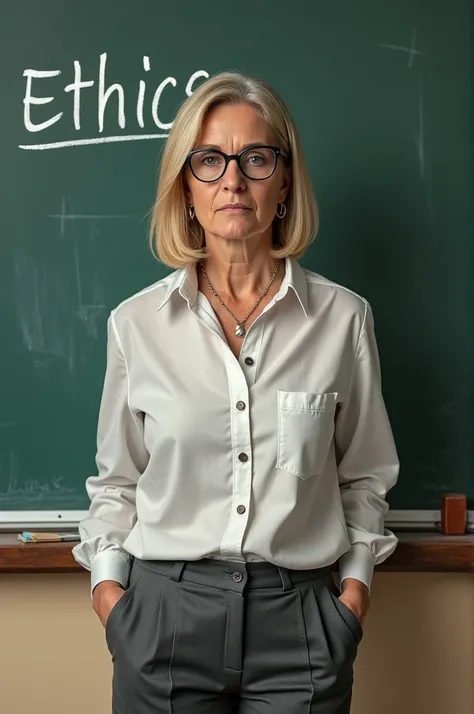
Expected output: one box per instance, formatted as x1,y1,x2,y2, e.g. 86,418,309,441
184,182,193,205
182,168,194,206
278,164,292,203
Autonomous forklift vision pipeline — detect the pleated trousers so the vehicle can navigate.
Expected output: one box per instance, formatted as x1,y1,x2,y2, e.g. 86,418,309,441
105,556,363,714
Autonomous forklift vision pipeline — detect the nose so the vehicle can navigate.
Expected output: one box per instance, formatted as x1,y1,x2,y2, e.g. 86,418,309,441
221,158,246,192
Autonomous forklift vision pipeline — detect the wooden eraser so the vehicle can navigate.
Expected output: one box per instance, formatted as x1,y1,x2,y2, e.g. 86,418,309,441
440,494,467,534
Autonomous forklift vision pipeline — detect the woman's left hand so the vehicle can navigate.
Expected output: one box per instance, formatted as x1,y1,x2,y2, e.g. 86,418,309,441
339,578,371,626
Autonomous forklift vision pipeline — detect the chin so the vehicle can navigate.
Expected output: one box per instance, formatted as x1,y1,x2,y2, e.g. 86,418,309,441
218,230,256,242
208,226,255,241
213,218,260,240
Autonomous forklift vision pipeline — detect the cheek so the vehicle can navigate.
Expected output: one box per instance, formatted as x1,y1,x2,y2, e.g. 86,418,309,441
189,184,218,211
251,183,280,217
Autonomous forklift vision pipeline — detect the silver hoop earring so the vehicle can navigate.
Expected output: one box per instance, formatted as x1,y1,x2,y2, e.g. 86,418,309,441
277,202,287,219
189,205,195,220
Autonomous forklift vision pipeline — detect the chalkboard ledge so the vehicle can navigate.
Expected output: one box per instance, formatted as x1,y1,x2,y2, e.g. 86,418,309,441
0,532,474,574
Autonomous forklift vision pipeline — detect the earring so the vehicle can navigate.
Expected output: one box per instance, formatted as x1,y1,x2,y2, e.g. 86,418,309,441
277,202,287,219
189,205,195,220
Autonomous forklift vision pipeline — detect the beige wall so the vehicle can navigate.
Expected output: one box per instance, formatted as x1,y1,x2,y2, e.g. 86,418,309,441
1,571,472,714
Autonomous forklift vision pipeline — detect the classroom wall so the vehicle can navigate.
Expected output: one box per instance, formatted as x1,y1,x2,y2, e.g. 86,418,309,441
1,572,472,714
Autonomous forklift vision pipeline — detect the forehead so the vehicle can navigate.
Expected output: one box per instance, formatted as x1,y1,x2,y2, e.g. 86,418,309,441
196,103,276,147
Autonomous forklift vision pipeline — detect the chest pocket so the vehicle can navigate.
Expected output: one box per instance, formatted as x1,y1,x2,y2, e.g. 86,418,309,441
276,390,338,480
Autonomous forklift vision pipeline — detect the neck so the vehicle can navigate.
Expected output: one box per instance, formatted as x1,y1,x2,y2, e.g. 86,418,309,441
198,237,283,303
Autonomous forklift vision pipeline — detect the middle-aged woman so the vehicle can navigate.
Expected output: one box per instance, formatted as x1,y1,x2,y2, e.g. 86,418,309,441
73,71,399,714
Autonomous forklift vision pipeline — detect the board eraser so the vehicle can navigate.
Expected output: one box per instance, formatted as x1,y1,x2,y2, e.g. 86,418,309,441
440,493,467,534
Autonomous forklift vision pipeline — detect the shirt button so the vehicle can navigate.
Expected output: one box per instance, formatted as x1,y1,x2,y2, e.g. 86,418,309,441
232,571,243,583
236,401,246,411
244,357,254,366
238,452,248,462
237,504,246,514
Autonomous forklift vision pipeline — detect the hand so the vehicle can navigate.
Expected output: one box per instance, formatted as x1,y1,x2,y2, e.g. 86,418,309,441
339,578,370,626
92,580,126,628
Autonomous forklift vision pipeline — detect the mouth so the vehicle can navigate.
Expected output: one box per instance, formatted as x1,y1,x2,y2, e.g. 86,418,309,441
218,204,252,212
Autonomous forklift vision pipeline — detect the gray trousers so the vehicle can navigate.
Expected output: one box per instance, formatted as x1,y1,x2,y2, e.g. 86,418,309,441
105,557,363,714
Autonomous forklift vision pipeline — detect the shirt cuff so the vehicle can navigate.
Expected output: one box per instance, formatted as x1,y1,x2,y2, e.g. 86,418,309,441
337,543,376,593
90,550,132,598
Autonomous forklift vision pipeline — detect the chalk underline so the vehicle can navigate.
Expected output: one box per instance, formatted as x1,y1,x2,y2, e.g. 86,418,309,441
18,133,170,150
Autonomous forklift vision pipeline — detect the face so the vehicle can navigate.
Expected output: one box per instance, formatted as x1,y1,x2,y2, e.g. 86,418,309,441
185,103,291,245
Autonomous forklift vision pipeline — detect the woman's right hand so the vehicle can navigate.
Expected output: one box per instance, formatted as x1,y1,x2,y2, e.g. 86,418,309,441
92,580,126,628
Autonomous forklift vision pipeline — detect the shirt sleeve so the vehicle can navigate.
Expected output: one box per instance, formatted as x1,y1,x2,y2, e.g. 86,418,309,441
71,313,149,596
334,302,400,593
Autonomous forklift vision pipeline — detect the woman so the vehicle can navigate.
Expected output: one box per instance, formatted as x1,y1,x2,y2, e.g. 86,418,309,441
73,72,399,714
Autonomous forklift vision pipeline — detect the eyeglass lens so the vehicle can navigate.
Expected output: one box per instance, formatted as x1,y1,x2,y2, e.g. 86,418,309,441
190,147,277,181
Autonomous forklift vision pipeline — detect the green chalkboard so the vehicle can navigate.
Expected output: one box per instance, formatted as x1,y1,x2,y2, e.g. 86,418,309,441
1,0,472,514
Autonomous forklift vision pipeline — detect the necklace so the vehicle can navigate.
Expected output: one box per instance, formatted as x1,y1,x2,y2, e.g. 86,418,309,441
199,259,281,337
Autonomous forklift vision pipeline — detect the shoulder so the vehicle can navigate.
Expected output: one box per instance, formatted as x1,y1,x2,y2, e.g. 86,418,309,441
301,265,369,322
110,269,180,329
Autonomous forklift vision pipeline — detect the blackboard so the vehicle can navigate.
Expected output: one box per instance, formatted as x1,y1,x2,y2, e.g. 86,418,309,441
1,0,472,518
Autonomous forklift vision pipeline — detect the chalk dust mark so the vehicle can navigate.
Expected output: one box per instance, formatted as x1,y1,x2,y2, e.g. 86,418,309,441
413,70,425,180
48,197,134,226
14,252,75,370
408,29,418,69
432,401,456,417
425,169,434,222
380,29,425,68
380,32,432,210
48,199,110,339
77,304,106,339
60,195,66,237
77,258,107,338
66,198,84,306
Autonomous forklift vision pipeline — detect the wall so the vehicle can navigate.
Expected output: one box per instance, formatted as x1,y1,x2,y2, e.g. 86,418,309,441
1,572,472,714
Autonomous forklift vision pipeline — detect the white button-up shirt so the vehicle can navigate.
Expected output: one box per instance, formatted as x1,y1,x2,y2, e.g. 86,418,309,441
72,256,399,594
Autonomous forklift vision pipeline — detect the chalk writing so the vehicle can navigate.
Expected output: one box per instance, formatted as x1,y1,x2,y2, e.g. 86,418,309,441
0,452,80,504
0,473,79,504
20,53,209,150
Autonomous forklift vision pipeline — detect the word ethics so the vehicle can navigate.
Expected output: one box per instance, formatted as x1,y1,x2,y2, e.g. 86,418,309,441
20,53,209,150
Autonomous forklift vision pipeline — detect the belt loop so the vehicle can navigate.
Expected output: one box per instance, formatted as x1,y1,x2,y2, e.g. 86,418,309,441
170,561,186,582
277,566,292,591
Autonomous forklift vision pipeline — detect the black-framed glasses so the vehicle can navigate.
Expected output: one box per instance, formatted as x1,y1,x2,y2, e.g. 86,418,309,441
185,145,289,182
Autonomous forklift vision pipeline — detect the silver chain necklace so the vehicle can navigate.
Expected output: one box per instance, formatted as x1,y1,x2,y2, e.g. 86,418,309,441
199,259,281,337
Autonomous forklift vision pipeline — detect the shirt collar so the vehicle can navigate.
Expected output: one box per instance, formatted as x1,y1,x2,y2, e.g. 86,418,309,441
156,256,309,317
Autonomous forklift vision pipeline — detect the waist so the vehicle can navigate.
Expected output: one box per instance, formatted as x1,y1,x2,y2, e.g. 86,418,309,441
133,556,334,590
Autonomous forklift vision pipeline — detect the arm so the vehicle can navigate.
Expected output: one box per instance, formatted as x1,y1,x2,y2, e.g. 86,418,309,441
335,302,399,595
72,313,149,596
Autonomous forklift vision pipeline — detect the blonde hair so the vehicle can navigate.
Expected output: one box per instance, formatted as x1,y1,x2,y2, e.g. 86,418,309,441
149,72,319,268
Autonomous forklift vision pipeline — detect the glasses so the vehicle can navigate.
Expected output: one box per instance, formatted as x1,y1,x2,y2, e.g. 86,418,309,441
185,145,289,182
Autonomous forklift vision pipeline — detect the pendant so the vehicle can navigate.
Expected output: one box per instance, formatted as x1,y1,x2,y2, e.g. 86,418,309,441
235,323,245,337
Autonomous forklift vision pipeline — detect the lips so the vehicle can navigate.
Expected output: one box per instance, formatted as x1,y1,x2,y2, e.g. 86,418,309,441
218,204,251,211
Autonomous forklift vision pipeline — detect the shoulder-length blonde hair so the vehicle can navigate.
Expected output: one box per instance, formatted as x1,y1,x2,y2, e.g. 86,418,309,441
149,72,318,268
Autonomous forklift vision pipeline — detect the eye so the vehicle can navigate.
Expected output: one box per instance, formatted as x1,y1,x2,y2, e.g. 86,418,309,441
198,152,224,166
247,153,267,165
242,149,274,169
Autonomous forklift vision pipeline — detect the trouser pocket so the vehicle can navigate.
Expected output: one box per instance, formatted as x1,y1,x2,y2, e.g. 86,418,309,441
326,576,363,645
105,560,140,655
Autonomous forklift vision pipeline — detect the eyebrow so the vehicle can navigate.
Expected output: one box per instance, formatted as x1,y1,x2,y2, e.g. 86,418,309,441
192,142,272,152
